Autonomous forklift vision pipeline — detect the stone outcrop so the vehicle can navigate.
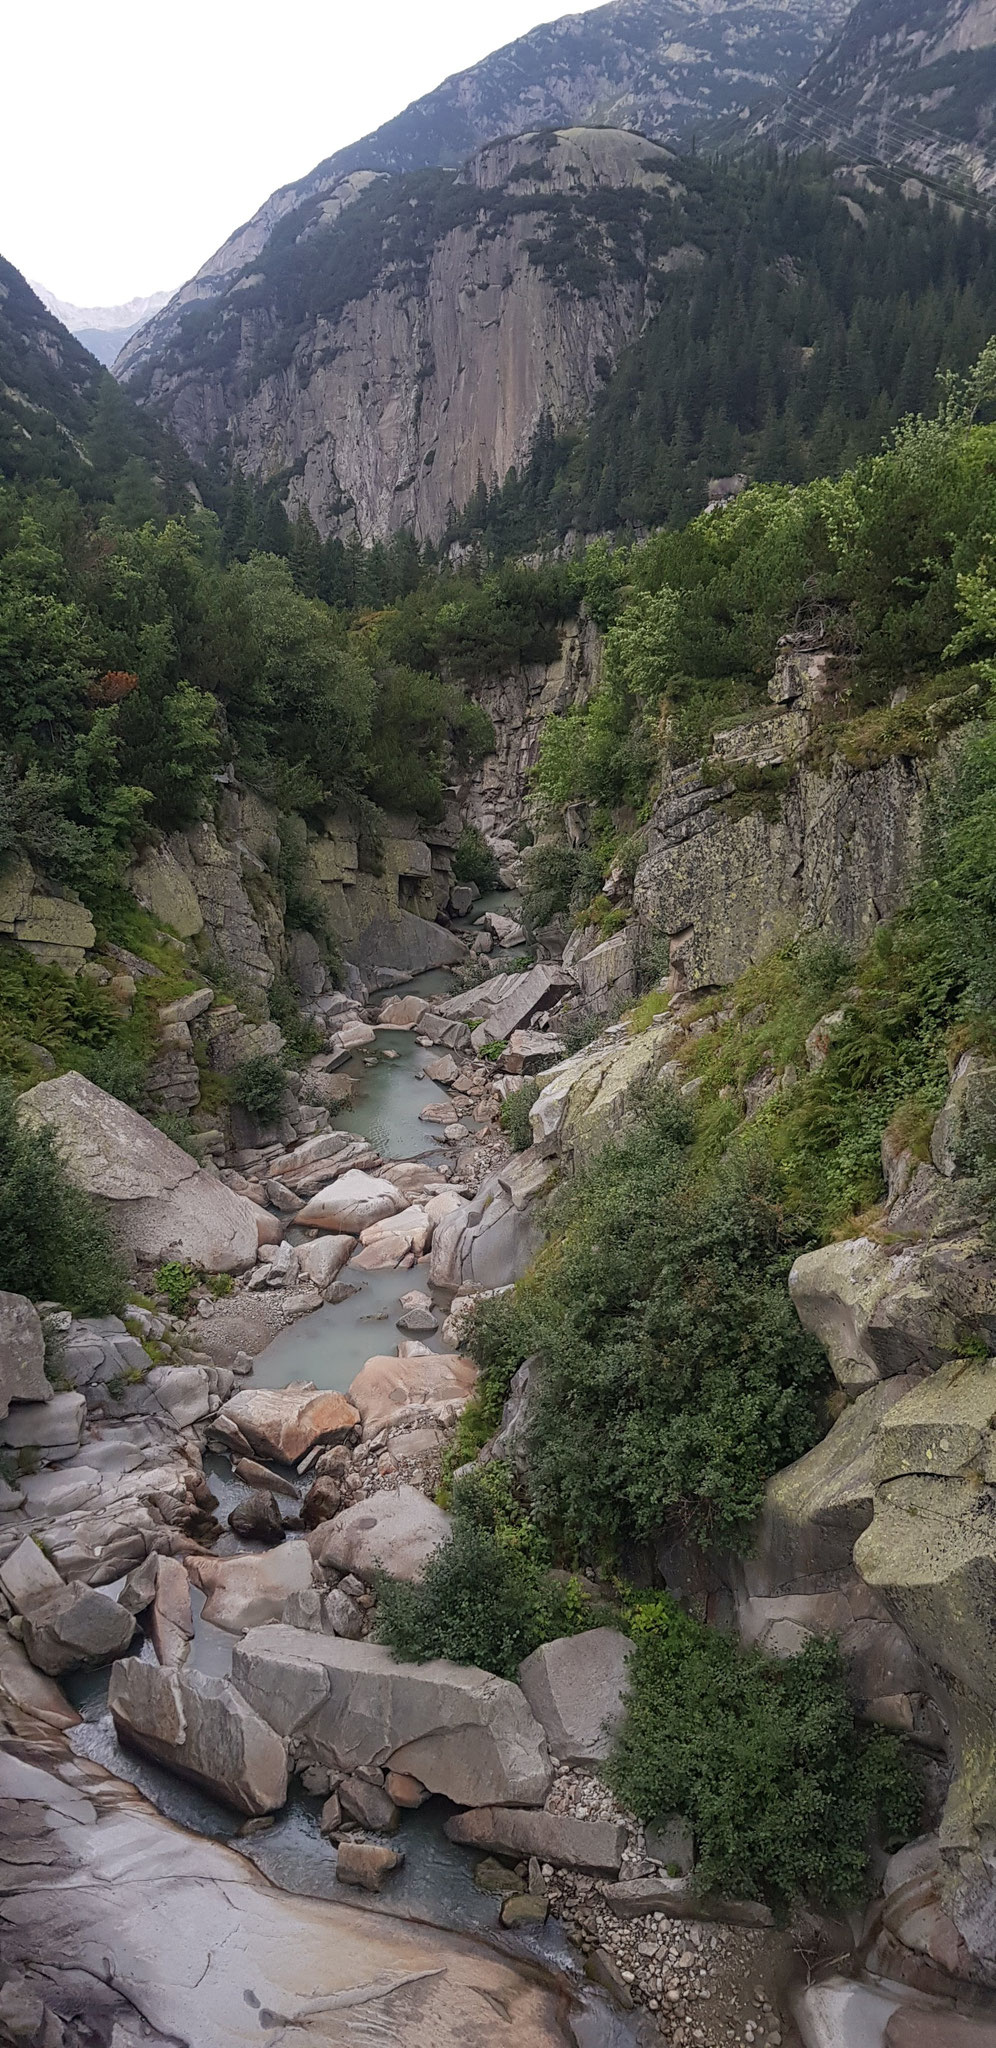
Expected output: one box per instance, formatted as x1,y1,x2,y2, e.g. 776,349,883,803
20,1581,136,1675
187,1540,315,1631
17,1073,259,1273
633,643,944,991
232,1629,553,1807
445,1805,626,1874
108,1657,289,1815
0,1292,49,1418
0,853,95,971
529,1023,682,1169
458,615,602,851
430,1151,557,1292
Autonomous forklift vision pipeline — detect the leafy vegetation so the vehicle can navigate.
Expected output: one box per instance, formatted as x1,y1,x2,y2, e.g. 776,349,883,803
498,1079,540,1151
230,1054,288,1123
609,1595,918,1911
0,1079,124,1313
375,1463,594,1679
154,1260,199,1316
452,825,500,893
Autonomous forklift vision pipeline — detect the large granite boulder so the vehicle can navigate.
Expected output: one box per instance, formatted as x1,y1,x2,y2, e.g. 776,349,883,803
187,1540,315,1632
0,1292,49,1418
788,1236,989,1394
295,1170,404,1233
430,1152,557,1292
0,1534,64,1613
211,1383,360,1464
232,1630,552,1808
310,1484,450,1582
518,1629,631,1764
347,1350,477,1434
529,1024,681,1169
17,1073,258,1273
439,964,575,1043
20,1581,136,1675
109,1657,288,1815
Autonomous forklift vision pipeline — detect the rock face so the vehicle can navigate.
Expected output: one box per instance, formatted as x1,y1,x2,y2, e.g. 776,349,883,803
109,1657,289,1815
633,652,942,990
310,1485,451,1582
0,1292,49,1418
518,1629,632,1764
430,1152,558,1292
211,1383,360,1463
121,132,682,546
232,1629,553,1807
17,1072,258,1273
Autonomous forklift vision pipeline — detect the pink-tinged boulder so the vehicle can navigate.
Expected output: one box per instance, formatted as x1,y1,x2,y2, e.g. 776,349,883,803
347,1351,477,1435
109,1657,288,1815
211,1382,360,1464
296,1171,404,1234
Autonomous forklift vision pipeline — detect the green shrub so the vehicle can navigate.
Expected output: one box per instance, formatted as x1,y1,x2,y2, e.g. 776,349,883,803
230,1054,288,1122
73,1041,150,1107
376,1464,594,1679
0,1079,125,1314
453,825,500,893
151,1113,202,1157
267,974,325,1062
154,1260,198,1315
609,1595,918,1912
475,1089,827,1559
499,1080,540,1151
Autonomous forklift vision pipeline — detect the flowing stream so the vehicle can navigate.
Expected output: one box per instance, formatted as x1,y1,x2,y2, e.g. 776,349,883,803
66,916,645,2040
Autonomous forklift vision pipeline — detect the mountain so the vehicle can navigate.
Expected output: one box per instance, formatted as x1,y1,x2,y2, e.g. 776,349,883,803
0,256,186,498
31,284,172,367
117,0,851,378
113,130,996,550
762,0,996,193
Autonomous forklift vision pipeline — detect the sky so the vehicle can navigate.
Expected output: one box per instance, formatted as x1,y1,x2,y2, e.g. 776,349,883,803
3,0,607,309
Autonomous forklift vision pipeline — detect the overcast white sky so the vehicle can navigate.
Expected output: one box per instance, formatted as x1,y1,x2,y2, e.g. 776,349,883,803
4,0,605,308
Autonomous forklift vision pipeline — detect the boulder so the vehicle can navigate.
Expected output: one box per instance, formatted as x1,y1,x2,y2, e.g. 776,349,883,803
0,1292,49,1418
301,1475,345,1527
424,1054,460,1085
109,1657,288,1816
148,1553,195,1666
501,1031,566,1075
146,1363,215,1428
931,1054,996,1177
417,1013,473,1053
517,1629,631,1764
20,1582,136,1675
470,963,575,1043
296,1234,355,1295
430,1152,557,1292
187,1540,315,1632
361,1205,432,1255
211,1383,360,1464
309,1485,450,1582
295,1171,404,1234
335,1840,404,1891
233,1458,298,1500
0,1534,63,1613
347,1351,477,1434
339,1773,399,1832
228,1491,286,1544
445,1807,625,1875
231,1630,552,1807
788,1236,993,1393
378,995,429,1028
17,1073,258,1273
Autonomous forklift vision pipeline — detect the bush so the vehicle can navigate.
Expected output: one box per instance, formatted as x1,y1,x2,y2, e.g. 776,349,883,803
452,825,500,893
154,1260,199,1315
609,1596,918,1911
474,1089,827,1558
499,1080,540,1151
375,1464,593,1679
230,1054,288,1122
73,1041,150,1107
0,1079,125,1314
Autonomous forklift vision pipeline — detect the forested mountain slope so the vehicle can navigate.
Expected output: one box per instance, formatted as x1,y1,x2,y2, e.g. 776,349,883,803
763,0,996,195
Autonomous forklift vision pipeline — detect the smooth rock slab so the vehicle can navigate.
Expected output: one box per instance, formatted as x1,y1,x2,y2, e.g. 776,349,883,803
1,1389,85,1453
0,1291,49,1417
21,1581,136,1675
187,1539,315,1632
232,1629,552,1808
18,1071,258,1273
109,1656,288,1815
518,1628,631,1764
445,1806,625,1874
212,1382,359,1464
309,1484,450,1582
0,1747,610,2048
0,1534,63,1613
